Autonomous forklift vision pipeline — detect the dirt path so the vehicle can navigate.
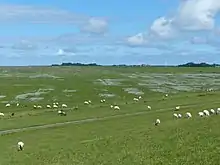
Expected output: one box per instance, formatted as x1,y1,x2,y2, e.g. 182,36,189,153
0,101,219,135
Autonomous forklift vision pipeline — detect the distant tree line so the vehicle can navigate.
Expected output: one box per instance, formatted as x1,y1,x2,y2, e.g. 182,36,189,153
52,62,100,66
178,62,220,67
51,62,220,67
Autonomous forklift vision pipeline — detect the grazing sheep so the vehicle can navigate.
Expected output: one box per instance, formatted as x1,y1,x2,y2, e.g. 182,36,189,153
33,105,37,109
174,113,182,119
73,106,78,110
154,119,160,126
210,109,215,114
110,105,114,108
217,108,220,114
114,105,120,110
46,105,51,108
5,103,10,107
133,98,139,102
165,94,168,97
173,113,178,118
147,105,151,110
37,105,42,109
53,104,58,108
61,104,67,108
198,112,204,117
58,110,66,116
16,103,19,106
185,112,192,118
175,106,180,111
100,99,106,103
17,141,24,151
88,100,91,104
207,88,213,92
138,96,142,99
0,112,4,116
203,110,210,116
84,101,89,105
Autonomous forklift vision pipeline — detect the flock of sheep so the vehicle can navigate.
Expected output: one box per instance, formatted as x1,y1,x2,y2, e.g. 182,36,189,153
154,106,220,126
2,92,220,151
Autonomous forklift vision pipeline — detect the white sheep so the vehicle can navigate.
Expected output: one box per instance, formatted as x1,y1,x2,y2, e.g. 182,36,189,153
5,103,10,107
84,101,89,105
0,112,4,116
133,98,139,102
210,109,215,114
46,105,51,108
138,96,142,99
88,100,91,104
217,108,220,114
203,110,210,116
110,105,114,108
165,94,168,97
53,104,58,108
33,105,37,109
147,105,151,110
16,103,19,106
61,104,67,108
100,99,106,103
185,112,192,118
155,119,160,126
114,105,120,110
17,141,24,151
173,113,178,118
207,88,213,92
175,106,180,111
198,112,204,117
58,110,66,116
174,113,182,118
37,105,42,109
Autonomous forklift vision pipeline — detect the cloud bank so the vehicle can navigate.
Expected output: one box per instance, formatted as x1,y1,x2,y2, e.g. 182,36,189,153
1,0,220,65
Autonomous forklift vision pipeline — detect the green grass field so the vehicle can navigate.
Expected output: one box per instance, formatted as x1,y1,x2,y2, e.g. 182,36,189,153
0,66,220,165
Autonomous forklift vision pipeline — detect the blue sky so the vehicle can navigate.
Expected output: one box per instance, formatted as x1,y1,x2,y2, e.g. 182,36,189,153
0,0,220,65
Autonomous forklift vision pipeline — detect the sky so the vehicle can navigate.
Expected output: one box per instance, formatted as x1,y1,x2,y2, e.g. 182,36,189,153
0,0,220,66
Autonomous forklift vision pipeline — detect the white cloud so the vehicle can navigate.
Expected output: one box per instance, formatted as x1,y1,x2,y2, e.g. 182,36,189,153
0,4,108,34
52,33,118,45
0,4,83,24
151,0,220,37
128,0,220,45
56,48,76,57
176,0,220,31
11,40,37,50
190,36,207,44
127,33,146,46
150,17,176,39
81,18,108,34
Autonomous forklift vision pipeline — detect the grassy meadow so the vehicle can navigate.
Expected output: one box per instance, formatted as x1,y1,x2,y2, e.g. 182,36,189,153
0,66,220,165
